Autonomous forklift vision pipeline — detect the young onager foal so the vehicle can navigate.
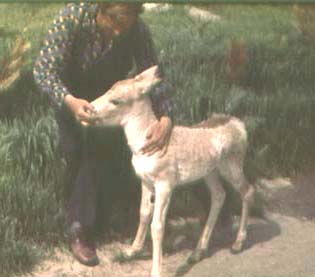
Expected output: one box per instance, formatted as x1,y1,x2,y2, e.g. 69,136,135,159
90,66,254,277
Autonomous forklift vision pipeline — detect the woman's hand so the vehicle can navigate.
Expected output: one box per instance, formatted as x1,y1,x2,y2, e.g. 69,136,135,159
140,116,173,157
64,94,96,125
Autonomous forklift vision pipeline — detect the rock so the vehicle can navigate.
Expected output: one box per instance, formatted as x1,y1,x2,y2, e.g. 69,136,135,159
143,3,172,12
186,7,221,22
167,217,201,235
171,235,187,251
256,177,294,192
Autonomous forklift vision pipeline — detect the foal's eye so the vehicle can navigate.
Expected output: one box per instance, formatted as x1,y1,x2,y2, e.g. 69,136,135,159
110,99,121,106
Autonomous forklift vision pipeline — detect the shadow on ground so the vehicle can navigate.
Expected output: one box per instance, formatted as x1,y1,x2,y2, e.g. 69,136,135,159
174,217,281,276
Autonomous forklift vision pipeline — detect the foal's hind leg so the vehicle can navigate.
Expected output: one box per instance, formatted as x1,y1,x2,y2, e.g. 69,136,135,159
219,153,254,253
232,184,254,253
188,171,226,263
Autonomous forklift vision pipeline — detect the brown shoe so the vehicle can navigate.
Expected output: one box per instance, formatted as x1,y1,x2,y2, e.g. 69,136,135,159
70,237,99,266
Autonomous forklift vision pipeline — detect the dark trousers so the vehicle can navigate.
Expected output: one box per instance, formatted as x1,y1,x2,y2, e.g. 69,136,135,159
54,104,139,238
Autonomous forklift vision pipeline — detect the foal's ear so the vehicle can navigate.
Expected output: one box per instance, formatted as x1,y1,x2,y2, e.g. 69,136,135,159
135,65,159,81
134,66,162,97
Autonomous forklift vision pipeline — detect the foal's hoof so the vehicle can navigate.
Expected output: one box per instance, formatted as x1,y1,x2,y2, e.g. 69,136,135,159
187,249,208,264
113,247,141,262
230,241,243,254
123,247,142,259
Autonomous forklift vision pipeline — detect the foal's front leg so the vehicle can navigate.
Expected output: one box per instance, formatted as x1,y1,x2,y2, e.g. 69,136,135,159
151,182,172,277
124,182,154,258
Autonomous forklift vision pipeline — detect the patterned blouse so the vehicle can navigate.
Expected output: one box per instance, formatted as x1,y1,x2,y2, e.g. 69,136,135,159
33,2,173,119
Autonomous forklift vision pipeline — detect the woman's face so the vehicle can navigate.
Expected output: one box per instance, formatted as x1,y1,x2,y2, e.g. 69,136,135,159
96,12,136,39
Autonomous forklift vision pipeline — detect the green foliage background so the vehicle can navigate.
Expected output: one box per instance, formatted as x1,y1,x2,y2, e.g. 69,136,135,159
1,3,315,276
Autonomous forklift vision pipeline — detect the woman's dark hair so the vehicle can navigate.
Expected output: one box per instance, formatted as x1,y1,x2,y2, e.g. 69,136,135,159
97,3,143,18
96,3,143,31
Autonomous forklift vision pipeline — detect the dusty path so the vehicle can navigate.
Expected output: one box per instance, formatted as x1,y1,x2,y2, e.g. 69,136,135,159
184,214,315,277
23,170,315,277
24,213,315,277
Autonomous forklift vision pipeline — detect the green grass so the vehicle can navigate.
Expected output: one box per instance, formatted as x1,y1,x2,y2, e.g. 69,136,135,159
144,5,315,176
1,3,315,276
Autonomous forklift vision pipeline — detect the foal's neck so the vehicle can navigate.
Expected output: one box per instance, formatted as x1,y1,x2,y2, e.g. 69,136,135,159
123,97,158,154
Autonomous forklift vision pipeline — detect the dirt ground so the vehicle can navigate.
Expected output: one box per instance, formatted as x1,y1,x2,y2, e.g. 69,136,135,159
24,170,315,277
